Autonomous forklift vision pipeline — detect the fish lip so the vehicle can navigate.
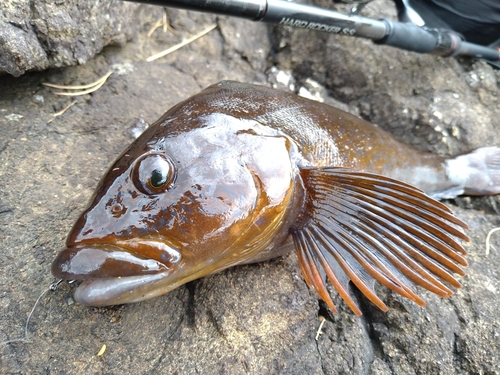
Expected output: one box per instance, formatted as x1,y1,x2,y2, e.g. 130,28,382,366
51,242,176,281
73,272,173,306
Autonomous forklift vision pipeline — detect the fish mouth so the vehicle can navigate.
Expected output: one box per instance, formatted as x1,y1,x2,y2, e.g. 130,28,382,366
51,242,182,306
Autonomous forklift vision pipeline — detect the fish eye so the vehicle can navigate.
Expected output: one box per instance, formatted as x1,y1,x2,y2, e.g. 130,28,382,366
132,153,176,195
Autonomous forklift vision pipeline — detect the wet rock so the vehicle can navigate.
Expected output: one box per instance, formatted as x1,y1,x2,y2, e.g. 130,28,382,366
0,0,138,77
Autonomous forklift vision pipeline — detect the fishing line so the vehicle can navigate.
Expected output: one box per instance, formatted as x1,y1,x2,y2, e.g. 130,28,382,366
0,279,62,346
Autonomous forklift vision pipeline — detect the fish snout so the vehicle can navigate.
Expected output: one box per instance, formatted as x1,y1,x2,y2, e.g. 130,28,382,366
51,243,183,306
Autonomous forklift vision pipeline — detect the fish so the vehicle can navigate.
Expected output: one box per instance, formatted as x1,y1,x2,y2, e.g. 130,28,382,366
51,81,500,315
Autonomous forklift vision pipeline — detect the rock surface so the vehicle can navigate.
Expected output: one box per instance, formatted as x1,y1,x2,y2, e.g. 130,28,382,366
0,0,138,77
1,1,500,374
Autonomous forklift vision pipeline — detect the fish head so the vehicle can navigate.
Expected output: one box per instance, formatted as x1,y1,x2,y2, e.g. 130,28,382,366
52,113,301,306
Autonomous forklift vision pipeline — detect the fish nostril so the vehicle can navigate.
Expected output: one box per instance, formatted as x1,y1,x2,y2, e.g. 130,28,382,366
111,203,126,217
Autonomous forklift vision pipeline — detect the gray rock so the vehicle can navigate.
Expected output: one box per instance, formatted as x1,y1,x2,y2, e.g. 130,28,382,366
0,0,139,77
0,2,499,374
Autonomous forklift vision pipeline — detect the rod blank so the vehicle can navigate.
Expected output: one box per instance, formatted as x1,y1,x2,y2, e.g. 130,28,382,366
126,0,500,62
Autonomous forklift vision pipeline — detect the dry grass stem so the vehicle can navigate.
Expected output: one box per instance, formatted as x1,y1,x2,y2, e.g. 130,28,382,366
47,101,77,124
485,227,500,255
147,10,177,37
147,24,217,62
315,316,326,341
42,71,113,96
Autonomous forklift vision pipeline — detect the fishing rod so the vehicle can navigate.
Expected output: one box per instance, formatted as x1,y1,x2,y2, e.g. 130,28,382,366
123,0,500,63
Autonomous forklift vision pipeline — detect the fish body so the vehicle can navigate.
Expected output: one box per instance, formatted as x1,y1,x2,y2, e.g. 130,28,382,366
52,81,500,314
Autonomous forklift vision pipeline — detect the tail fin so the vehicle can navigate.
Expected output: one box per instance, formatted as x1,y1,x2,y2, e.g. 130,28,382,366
445,147,500,197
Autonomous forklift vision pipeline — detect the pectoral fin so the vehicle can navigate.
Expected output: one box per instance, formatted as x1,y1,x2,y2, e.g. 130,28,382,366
292,167,469,316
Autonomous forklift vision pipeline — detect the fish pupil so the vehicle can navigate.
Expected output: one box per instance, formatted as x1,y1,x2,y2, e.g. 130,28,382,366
150,168,168,188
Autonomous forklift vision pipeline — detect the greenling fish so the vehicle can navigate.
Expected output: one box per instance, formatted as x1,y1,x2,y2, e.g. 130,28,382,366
52,81,500,315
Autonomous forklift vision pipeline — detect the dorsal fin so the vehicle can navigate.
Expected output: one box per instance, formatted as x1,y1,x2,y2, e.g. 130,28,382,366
292,167,469,316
